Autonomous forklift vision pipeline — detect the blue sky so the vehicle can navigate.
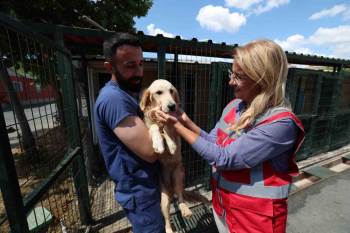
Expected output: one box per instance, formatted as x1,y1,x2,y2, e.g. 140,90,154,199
135,0,350,59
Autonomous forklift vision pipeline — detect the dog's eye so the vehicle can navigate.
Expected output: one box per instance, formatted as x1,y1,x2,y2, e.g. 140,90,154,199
170,89,174,94
156,91,163,95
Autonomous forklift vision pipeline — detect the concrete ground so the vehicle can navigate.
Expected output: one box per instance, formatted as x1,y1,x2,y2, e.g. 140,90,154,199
89,146,350,233
287,168,350,233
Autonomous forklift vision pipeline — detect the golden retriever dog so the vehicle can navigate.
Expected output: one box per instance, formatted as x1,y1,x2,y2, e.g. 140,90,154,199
140,79,193,233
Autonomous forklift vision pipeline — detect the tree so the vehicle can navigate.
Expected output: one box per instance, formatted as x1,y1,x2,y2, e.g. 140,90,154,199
0,22,51,161
92,0,153,32
0,0,153,32
0,57,38,161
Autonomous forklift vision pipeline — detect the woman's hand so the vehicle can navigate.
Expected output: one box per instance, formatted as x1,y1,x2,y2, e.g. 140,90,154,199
155,110,179,126
177,109,190,126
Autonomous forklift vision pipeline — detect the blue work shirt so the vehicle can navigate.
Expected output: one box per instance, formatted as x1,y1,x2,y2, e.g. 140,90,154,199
94,80,160,209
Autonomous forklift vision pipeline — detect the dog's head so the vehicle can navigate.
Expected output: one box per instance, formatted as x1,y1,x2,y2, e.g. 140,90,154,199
140,79,180,113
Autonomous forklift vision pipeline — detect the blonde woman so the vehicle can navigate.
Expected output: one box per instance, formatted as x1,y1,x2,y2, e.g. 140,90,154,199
156,39,305,233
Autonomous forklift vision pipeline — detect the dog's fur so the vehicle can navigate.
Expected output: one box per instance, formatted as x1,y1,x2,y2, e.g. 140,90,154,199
140,79,204,233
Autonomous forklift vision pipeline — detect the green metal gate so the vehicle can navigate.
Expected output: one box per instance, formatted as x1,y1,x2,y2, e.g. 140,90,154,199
0,13,91,232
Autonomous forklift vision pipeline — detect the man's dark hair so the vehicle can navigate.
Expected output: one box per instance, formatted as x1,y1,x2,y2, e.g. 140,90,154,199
103,33,141,62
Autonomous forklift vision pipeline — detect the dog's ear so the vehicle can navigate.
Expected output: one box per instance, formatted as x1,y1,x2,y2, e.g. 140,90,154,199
140,89,152,111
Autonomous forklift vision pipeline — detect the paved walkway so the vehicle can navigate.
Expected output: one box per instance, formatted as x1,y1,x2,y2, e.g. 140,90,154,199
90,149,350,233
287,168,350,233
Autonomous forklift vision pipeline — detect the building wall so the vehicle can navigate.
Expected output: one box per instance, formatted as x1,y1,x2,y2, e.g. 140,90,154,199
0,75,56,108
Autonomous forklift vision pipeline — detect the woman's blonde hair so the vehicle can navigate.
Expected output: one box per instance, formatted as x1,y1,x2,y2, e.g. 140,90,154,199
231,39,290,132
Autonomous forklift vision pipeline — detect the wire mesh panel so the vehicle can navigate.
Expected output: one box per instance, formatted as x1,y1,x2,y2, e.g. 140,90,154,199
337,72,350,113
288,69,321,116
329,112,350,150
90,178,131,233
0,23,69,197
295,116,314,161
310,117,333,154
24,155,86,232
286,68,301,109
317,74,340,117
165,43,233,188
0,13,91,232
210,62,235,123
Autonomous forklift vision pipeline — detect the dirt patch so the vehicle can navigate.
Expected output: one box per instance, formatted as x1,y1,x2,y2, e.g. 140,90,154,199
0,125,85,231
1,177,82,232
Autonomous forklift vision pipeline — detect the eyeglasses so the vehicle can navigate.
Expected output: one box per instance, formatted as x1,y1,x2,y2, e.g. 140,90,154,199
227,69,247,82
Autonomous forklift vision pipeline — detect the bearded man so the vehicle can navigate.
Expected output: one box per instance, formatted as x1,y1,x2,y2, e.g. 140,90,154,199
94,33,165,233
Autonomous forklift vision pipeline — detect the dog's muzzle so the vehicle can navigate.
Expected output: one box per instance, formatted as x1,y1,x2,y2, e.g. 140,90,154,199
167,103,176,112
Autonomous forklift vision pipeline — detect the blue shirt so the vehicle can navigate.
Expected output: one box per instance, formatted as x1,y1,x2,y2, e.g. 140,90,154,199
192,100,298,172
94,80,160,208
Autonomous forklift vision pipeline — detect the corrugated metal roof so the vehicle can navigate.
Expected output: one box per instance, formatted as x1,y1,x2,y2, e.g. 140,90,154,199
30,23,350,68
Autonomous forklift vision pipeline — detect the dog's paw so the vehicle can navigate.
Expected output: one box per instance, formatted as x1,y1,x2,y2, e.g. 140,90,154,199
179,203,193,218
165,227,175,233
168,142,177,155
153,138,165,154
154,144,165,154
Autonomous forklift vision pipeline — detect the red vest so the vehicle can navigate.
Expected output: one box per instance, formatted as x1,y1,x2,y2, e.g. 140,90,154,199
211,99,305,218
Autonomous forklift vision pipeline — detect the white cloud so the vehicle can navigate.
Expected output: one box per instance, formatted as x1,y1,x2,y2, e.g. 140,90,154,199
224,0,289,14
309,25,350,58
275,25,350,59
275,34,314,54
253,0,290,15
225,0,263,10
196,5,246,33
309,25,350,45
146,24,175,38
309,4,347,20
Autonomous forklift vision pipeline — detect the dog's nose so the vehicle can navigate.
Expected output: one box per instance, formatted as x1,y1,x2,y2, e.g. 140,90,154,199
168,103,176,112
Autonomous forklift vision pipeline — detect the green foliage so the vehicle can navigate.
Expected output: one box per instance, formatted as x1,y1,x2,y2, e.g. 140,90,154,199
93,0,153,32
0,0,153,32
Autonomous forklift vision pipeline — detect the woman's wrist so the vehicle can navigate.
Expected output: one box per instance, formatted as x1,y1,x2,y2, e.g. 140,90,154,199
173,120,184,130
179,117,188,127
173,120,199,145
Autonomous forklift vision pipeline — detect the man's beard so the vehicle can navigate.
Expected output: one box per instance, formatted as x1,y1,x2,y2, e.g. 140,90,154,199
114,69,142,93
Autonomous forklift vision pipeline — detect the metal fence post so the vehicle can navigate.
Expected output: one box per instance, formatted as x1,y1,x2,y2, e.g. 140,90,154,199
55,30,92,225
68,59,93,225
205,62,220,190
286,68,297,110
208,62,219,130
157,42,166,80
0,104,29,233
